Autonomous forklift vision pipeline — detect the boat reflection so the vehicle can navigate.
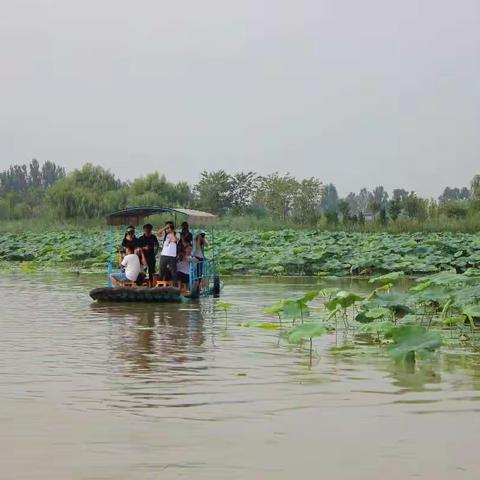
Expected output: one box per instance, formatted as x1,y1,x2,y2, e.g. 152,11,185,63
90,303,207,375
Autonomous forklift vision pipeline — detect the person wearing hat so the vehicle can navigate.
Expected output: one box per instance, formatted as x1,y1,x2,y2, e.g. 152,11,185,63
138,223,159,286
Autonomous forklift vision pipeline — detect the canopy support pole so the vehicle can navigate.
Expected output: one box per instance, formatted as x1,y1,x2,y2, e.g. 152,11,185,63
189,225,195,292
107,225,113,287
211,225,216,276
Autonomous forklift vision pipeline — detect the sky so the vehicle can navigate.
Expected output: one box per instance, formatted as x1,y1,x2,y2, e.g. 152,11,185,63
0,0,479,197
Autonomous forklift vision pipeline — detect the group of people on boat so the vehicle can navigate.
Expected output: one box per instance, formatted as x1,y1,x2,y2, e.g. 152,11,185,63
110,221,208,292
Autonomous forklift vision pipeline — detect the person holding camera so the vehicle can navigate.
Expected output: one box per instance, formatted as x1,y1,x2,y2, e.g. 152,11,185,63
157,221,178,283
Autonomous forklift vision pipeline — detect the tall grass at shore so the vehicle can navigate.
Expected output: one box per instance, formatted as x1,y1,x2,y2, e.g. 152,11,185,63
3,212,480,234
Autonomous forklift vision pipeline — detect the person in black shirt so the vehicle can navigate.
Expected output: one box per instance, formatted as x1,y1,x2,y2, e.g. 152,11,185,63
177,221,193,257
138,223,159,285
121,225,138,252
180,222,193,244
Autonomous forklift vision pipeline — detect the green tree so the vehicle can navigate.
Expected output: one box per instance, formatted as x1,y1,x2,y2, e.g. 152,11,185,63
0,160,65,219
293,178,324,225
320,183,338,214
337,199,350,221
40,161,65,188
345,192,359,216
439,201,468,219
388,199,402,221
229,171,258,213
47,164,122,218
403,192,427,220
128,173,193,207
379,206,387,225
392,188,409,202
173,181,194,207
357,188,373,215
0,164,28,193
439,186,470,203
369,186,389,218
70,163,121,191
28,159,42,188
254,173,299,220
471,174,480,201
195,170,232,214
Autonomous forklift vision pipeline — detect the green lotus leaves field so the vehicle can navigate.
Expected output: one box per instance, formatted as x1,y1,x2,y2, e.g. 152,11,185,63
216,230,480,276
1,229,479,276
2,228,480,361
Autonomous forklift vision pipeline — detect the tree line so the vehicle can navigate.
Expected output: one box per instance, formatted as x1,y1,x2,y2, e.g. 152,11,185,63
1,160,479,227
0,160,66,220
195,171,480,226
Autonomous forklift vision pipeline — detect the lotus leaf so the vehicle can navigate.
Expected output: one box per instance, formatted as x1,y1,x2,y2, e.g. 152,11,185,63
288,322,327,344
462,305,480,319
325,291,364,311
364,307,392,319
387,325,442,363
360,320,394,336
263,302,284,315
369,271,405,286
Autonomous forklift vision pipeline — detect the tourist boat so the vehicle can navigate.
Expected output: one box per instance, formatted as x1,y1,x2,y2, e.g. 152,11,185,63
89,206,221,302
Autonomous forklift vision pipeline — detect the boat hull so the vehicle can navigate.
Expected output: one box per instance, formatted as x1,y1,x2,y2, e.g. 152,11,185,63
90,286,183,302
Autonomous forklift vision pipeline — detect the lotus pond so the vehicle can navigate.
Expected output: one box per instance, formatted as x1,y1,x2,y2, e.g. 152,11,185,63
2,271,480,479
1,229,480,276
260,270,480,364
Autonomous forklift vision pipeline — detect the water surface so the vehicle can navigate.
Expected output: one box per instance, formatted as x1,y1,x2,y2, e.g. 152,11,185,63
1,273,479,479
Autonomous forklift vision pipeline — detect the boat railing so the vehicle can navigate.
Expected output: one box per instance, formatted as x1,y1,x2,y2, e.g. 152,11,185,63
189,257,216,296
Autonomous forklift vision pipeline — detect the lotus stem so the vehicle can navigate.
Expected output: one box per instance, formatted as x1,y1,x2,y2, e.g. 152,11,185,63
309,338,313,368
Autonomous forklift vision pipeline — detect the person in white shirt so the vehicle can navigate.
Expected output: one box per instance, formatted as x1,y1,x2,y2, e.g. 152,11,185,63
111,246,142,285
157,221,178,283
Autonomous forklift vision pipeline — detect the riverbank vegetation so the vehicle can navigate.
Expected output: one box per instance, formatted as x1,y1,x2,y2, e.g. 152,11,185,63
1,229,479,277
1,160,479,233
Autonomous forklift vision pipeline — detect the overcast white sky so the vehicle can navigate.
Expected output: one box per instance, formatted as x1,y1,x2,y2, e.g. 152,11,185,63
0,0,479,197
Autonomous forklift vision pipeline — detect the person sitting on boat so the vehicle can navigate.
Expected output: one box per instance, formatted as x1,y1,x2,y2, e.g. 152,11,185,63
111,246,142,286
157,221,178,283
121,225,138,252
138,223,159,285
177,243,198,292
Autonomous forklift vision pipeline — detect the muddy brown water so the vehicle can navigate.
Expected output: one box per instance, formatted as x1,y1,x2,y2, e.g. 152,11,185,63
1,273,480,479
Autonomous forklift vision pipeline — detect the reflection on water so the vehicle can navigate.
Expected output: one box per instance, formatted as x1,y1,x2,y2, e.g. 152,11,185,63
91,302,206,375
1,272,480,480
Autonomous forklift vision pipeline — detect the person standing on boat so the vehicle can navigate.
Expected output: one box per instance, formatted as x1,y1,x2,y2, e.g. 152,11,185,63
157,221,178,283
178,221,193,256
138,223,159,286
194,231,208,278
121,225,138,252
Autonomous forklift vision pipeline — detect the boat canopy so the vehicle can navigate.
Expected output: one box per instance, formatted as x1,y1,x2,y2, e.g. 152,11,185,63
106,207,218,227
